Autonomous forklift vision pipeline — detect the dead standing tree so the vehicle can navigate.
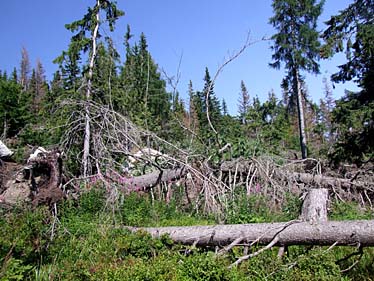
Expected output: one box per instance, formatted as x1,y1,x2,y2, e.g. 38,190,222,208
55,0,124,178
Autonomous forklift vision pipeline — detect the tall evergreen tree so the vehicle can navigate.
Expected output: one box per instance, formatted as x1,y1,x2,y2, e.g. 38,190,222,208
322,0,374,93
192,68,221,146
238,80,250,124
187,80,198,134
29,60,48,113
119,31,171,132
222,99,228,116
322,0,374,164
269,0,325,158
92,40,120,105
0,72,27,138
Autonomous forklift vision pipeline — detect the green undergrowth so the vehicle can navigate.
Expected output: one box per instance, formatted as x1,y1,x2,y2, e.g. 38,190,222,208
0,189,373,280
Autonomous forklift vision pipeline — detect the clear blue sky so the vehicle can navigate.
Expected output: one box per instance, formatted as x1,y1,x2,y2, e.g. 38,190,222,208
0,0,358,115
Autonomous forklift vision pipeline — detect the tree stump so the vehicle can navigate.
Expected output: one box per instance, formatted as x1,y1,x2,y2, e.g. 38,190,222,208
300,188,329,223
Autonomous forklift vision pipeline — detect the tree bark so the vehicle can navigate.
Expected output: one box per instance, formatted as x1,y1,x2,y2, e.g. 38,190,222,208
130,220,374,247
109,168,187,192
294,67,307,159
82,0,100,178
300,188,329,223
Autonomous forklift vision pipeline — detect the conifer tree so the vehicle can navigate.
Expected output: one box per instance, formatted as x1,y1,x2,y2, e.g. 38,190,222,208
55,0,124,177
119,31,171,132
187,80,198,134
222,99,228,116
269,0,324,158
321,0,373,164
192,68,221,145
0,72,26,138
322,0,374,93
238,80,250,124
29,60,48,113
92,40,120,106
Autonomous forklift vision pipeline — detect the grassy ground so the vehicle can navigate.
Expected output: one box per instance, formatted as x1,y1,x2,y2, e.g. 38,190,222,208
0,189,373,280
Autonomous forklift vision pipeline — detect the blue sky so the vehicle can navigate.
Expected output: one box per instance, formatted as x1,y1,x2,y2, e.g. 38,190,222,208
0,0,358,115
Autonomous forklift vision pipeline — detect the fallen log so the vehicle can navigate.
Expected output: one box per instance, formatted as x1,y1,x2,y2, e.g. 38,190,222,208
105,168,187,192
129,220,374,247
220,159,373,192
287,171,373,191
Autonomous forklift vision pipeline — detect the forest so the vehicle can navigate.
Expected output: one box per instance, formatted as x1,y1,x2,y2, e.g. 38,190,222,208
0,0,373,280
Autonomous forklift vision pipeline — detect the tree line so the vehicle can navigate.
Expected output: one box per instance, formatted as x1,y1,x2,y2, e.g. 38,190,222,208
0,0,373,173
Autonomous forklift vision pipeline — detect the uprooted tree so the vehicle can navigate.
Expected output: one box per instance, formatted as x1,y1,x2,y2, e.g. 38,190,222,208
1,99,374,274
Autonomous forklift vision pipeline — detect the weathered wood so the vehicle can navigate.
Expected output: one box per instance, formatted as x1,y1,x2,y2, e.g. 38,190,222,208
289,172,373,191
220,160,373,191
130,220,374,247
300,188,329,223
0,149,64,207
118,168,187,192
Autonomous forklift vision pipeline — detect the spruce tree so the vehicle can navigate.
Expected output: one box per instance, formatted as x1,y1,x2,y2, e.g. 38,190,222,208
119,31,171,132
192,68,221,146
222,99,228,116
238,80,250,124
0,72,27,138
269,0,324,158
322,0,374,164
322,0,374,93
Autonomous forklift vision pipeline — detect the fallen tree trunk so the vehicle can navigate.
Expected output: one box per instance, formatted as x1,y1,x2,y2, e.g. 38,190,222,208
220,159,373,192
106,168,187,192
129,220,374,247
287,171,373,191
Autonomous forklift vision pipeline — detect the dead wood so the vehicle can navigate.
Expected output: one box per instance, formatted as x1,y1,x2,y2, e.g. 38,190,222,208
129,220,374,247
300,188,329,223
287,172,373,192
104,168,187,192
0,148,65,207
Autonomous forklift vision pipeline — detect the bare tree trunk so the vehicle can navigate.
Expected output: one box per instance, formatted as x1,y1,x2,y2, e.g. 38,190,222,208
120,168,186,192
129,220,374,247
2,117,7,139
294,68,307,159
82,0,100,178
